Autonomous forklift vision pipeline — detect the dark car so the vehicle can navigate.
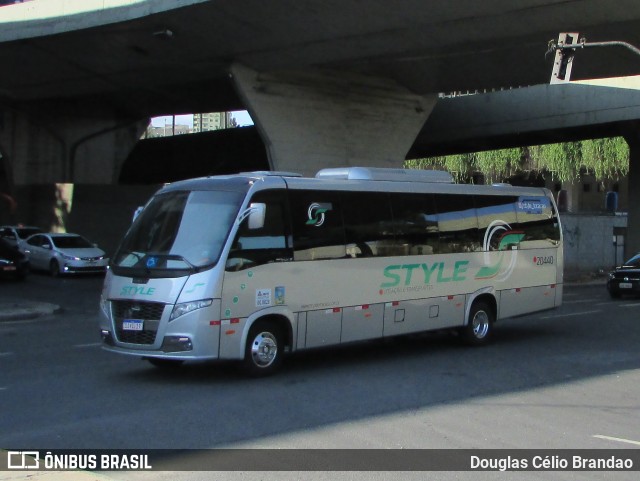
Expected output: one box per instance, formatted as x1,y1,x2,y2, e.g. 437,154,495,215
607,253,640,298
0,237,29,280
0,225,43,253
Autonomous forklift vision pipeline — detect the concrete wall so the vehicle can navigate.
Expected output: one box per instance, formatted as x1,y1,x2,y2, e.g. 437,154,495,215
561,213,628,278
4,184,159,257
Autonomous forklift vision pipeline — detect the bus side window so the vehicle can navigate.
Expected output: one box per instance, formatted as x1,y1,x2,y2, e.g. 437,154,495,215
226,190,292,271
390,192,439,255
474,195,519,251
342,191,396,257
435,194,480,253
289,190,346,261
514,196,561,248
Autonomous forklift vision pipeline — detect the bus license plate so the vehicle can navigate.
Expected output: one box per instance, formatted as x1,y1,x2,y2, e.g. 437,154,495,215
619,282,632,289
123,319,144,331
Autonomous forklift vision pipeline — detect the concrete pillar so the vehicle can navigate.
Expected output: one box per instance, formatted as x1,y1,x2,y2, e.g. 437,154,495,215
230,63,436,176
624,126,640,259
0,101,147,185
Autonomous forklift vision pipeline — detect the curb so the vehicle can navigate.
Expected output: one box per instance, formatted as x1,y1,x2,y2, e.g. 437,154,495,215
0,302,62,321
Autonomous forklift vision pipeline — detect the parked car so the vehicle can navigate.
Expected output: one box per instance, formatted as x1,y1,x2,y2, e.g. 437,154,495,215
24,232,108,276
0,225,43,253
607,253,640,298
0,237,29,280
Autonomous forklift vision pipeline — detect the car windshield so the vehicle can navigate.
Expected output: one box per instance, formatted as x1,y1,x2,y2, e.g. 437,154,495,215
622,254,640,268
51,235,93,249
111,189,244,277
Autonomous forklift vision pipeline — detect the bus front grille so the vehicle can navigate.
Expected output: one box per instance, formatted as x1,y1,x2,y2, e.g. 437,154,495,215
111,300,166,345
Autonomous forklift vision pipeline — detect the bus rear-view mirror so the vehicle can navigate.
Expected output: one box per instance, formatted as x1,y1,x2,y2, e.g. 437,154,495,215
248,203,266,230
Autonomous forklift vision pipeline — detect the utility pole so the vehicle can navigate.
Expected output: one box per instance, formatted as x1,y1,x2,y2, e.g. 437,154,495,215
547,33,640,83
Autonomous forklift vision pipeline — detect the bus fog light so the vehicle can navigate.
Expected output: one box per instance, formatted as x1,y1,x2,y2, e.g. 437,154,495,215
100,329,114,346
161,336,193,352
170,299,213,321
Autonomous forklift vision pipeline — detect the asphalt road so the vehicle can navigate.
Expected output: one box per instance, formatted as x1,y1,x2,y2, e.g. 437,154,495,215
0,273,639,480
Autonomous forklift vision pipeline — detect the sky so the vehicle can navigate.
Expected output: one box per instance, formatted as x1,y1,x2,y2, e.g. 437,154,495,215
151,110,254,128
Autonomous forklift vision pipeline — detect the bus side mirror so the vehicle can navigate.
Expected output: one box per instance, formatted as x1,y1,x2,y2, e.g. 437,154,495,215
248,203,266,230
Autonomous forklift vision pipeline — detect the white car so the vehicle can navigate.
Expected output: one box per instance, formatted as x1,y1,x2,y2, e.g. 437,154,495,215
24,232,108,276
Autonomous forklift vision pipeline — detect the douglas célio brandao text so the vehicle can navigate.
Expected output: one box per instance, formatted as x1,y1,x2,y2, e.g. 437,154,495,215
470,454,634,471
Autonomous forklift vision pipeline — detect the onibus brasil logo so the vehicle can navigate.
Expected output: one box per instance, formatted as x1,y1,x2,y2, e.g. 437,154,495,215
306,202,332,227
381,220,524,288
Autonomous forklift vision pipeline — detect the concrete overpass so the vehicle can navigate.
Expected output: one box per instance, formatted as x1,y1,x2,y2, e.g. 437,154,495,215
3,0,640,257
412,77,640,157
3,0,640,183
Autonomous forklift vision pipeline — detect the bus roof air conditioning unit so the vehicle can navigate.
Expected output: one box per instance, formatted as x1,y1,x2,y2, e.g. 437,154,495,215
315,167,454,183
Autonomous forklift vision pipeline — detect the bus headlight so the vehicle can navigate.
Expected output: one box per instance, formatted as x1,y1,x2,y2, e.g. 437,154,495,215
170,299,213,321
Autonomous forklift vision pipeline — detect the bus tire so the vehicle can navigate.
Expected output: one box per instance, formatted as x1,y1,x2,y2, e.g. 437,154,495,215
242,321,284,377
460,300,494,346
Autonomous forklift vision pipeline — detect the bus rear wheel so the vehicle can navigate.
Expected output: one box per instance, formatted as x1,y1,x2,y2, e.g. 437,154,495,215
460,301,494,346
242,321,284,377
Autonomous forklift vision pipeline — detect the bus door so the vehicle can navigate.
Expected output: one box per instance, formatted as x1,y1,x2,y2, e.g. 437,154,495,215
220,190,293,358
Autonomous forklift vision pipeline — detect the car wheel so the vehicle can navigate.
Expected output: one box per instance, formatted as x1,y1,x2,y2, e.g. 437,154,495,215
609,289,621,299
459,300,494,346
49,259,60,277
242,321,284,377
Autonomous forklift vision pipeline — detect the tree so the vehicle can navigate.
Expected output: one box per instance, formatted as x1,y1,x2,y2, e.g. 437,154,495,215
407,137,629,184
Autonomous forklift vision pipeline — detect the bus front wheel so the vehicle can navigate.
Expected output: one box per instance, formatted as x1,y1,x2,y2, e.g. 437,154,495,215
242,321,284,376
460,301,494,346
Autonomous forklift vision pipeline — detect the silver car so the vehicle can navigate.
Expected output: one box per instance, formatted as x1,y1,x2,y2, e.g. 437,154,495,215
24,233,108,276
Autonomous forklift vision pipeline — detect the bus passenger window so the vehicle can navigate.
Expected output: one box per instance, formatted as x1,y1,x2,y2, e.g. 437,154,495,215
435,194,480,253
342,192,396,257
474,195,519,251
226,190,292,271
289,190,346,261
514,196,561,248
390,193,439,255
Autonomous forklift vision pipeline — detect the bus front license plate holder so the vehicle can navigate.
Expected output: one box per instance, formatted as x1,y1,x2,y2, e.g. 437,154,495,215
123,319,144,331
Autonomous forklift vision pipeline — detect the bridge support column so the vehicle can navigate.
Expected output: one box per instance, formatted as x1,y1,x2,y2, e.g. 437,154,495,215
0,101,147,185
624,125,640,259
230,64,436,176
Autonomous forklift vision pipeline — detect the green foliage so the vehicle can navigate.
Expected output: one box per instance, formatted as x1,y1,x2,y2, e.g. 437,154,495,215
408,137,629,183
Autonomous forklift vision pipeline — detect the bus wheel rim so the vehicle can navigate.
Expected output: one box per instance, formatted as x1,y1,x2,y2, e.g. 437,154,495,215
251,332,278,367
472,311,489,338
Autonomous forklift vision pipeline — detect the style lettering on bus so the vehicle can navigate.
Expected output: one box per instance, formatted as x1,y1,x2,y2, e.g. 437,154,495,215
381,260,470,288
120,285,156,296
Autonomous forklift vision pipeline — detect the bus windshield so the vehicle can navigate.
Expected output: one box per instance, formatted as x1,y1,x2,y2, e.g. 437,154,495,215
111,189,244,277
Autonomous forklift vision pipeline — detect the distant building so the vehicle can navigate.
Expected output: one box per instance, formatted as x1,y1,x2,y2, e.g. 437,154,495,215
144,123,191,138
193,112,232,133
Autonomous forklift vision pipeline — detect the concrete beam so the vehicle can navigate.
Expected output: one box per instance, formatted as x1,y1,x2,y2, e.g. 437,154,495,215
412,76,640,158
231,63,436,176
0,101,147,184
